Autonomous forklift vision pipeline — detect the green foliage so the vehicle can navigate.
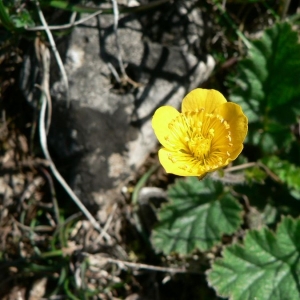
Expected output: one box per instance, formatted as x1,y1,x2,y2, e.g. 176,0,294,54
0,0,18,31
262,156,300,199
149,16,300,298
229,22,300,153
207,217,300,300
244,165,267,184
231,22,300,123
151,177,243,254
0,0,170,35
10,8,35,28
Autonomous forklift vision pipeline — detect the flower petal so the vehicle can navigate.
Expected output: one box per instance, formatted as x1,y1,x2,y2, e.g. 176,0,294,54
182,89,227,114
213,102,248,144
228,144,244,161
210,102,248,162
158,148,202,176
152,106,180,148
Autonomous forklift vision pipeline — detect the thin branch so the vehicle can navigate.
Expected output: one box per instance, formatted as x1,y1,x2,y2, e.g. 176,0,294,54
35,0,69,106
54,212,82,237
210,171,245,184
20,176,44,203
222,0,226,10
35,37,52,133
107,62,121,83
225,162,281,183
107,257,190,273
26,9,102,31
224,162,257,173
69,11,77,25
96,203,118,242
111,0,127,79
106,2,142,88
87,254,195,274
40,167,61,227
1,157,50,169
13,217,54,233
281,0,291,20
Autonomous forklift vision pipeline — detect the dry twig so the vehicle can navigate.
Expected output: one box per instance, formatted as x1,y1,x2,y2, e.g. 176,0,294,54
96,203,118,242
35,0,69,106
85,253,194,274
111,0,127,79
225,162,281,183
26,9,103,31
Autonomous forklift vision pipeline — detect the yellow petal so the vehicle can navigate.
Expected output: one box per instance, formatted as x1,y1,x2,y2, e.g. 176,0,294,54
213,102,248,145
158,148,203,177
182,89,227,114
228,144,244,161
210,102,247,162
152,106,180,148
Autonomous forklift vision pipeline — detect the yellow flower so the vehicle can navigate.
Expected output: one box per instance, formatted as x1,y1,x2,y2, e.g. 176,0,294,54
152,88,248,178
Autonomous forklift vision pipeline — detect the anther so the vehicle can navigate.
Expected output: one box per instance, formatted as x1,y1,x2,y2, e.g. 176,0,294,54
224,121,230,129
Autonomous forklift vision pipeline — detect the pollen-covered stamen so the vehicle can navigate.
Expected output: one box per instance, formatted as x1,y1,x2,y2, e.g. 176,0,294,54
184,111,215,162
206,112,234,157
164,115,190,151
188,137,211,160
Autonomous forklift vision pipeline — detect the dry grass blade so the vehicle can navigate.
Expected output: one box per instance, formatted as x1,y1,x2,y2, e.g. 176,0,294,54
35,0,69,106
25,9,103,31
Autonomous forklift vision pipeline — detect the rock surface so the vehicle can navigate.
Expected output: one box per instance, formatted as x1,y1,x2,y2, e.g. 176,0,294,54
49,4,215,208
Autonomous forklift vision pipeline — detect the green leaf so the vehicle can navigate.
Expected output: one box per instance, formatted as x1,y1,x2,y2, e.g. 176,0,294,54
245,166,267,184
230,22,300,126
207,217,300,300
151,177,243,254
248,126,295,154
262,156,300,200
0,0,18,31
11,9,35,28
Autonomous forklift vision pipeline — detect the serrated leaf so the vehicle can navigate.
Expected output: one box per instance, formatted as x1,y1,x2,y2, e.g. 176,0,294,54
262,156,300,199
230,22,300,126
207,217,300,300
151,177,243,254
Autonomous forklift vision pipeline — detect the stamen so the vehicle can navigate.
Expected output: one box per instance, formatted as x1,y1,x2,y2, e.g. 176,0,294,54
223,121,230,129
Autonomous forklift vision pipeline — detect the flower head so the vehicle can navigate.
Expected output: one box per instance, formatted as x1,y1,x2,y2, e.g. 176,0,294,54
152,88,248,178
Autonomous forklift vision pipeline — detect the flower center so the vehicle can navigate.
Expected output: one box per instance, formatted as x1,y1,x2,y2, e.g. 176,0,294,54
165,111,216,158
188,135,212,161
164,111,219,173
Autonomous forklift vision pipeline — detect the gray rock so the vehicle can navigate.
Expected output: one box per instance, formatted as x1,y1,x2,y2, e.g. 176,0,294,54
49,8,215,208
